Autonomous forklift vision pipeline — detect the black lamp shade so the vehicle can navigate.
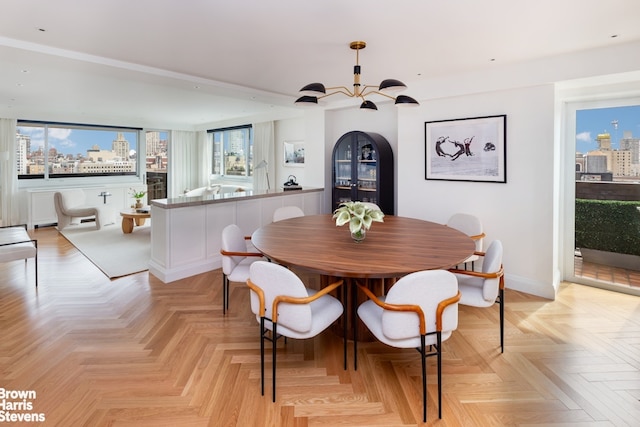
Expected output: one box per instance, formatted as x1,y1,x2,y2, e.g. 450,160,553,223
299,83,326,96
394,95,419,106
379,79,407,93
295,96,319,105
360,100,378,110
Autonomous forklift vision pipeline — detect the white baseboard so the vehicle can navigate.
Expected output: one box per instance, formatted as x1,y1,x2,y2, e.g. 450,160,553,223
149,258,221,284
505,272,557,300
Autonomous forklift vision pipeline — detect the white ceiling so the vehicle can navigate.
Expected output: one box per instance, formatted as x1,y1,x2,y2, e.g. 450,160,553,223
1,0,640,129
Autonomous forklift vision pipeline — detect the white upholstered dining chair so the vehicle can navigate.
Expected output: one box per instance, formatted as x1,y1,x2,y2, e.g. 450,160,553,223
449,239,505,353
220,224,263,315
446,213,485,269
246,261,345,401
355,270,461,422
272,205,304,222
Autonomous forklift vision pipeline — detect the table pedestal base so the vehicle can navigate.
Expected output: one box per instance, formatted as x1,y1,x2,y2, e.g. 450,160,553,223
323,276,396,342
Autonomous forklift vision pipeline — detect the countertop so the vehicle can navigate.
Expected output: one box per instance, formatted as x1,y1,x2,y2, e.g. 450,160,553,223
150,187,323,209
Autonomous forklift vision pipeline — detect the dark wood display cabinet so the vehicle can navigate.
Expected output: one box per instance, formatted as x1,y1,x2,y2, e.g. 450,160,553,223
332,131,395,215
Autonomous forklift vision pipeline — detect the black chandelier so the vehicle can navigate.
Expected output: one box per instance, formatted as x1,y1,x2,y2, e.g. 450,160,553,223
295,41,419,110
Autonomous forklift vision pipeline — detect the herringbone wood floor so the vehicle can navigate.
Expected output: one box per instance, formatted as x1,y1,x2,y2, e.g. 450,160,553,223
1,227,639,426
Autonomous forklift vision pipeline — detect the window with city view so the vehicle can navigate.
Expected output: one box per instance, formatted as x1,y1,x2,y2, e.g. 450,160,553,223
575,105,640,181
209,125,253,179
16,121,141,179
573,104,640,290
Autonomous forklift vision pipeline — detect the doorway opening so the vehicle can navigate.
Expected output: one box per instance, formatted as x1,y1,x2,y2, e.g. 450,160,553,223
568,104,640,295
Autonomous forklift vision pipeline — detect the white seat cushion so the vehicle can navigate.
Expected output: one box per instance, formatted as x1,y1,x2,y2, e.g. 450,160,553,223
0,228,36,262
454,274,497,307
358,298,452,348
226,258,258,283
266,289,343,339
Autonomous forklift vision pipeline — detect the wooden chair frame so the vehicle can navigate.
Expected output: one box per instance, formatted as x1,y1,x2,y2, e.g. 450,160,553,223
354,281,461,421
246,277,345,401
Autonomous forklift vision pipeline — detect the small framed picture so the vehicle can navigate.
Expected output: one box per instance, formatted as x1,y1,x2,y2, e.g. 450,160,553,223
425,115,506,183
283,140,305,167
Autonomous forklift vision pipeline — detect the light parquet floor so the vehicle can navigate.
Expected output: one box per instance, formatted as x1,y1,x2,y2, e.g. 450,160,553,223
0,226,639,426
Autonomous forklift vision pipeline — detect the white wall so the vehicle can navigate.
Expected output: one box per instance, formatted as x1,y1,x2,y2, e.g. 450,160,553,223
398,85,556,299
309,39,640,300
274,117,305,189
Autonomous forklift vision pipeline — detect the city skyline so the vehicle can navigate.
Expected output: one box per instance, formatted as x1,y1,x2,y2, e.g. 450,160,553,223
576,104,640,153
16,127,167,157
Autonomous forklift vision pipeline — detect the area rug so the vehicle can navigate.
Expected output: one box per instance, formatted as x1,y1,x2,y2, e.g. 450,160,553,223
59,221,151,279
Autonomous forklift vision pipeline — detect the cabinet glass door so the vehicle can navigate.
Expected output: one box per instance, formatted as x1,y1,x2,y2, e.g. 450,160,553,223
334,138,353,206
356,135,377,205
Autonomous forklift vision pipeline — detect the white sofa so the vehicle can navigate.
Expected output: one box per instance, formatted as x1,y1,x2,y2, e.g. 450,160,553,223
183,185,248,197
54,189,113,230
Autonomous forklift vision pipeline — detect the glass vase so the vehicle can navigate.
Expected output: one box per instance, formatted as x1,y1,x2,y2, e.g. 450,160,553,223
351,228,366,242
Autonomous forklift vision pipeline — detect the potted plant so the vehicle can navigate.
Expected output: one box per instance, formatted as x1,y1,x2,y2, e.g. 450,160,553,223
129,188,147,208
333,201,384,242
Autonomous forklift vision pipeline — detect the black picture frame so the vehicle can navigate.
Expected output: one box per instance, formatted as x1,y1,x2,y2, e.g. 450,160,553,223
425,114,506,183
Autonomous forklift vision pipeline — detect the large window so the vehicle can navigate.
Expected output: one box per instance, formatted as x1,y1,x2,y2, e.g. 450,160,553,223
209,125,253,179
16,121,141,179
145,130,169,200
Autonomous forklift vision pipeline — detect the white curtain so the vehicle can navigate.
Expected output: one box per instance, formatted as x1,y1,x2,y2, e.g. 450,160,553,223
0,118,18,226
197,131,213,186
252,121,274,191
169,130,202,198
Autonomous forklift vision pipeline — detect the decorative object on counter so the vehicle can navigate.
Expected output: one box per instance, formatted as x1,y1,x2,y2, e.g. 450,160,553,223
282,175,302,191
294,41,419,110
129,188,147,208
282,175,301,191
333,201,384,242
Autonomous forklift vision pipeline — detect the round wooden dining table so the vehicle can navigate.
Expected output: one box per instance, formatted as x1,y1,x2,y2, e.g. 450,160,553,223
251,214,475,341
251,214,475,279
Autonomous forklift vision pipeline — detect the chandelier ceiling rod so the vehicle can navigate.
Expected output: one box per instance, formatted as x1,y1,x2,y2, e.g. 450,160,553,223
295,41,419,111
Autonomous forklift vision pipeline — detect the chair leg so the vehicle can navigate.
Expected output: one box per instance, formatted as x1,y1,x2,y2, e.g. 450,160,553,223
343,282,347,370
222,274,230,315
352,281,358,371
436,332,442,419
420,334,427,423
260,317,265,396
272,323,278,402
34,241,38,288
499,288,504,353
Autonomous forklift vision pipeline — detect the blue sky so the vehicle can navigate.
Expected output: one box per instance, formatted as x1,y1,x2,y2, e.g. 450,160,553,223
18,127,167,157
576,105,640,153
18,126,139,156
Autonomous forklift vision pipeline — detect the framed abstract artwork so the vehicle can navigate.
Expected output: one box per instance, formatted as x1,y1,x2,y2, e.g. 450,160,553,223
283,140,305,167
425,114,506,183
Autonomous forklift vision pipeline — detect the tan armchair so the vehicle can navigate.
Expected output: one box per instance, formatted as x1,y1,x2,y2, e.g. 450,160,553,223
54,190,113,230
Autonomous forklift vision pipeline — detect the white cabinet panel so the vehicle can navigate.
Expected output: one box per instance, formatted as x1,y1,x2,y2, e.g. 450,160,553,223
149,189,324,283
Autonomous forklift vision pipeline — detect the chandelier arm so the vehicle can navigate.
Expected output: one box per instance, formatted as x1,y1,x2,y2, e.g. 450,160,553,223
360,88,397,100
320,87,356,99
